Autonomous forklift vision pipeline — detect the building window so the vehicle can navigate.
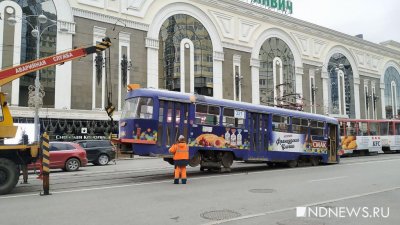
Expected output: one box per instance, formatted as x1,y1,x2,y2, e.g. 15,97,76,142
259,37,295,106
364,85,369,119
310,76,317,113
384,67,400,119
159,14,213,96
327,53,354,117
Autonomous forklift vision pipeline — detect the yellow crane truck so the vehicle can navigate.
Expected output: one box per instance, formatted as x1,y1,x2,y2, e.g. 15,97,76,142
0,38,111,194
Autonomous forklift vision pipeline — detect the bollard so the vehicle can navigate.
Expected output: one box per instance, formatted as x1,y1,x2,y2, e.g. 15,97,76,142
40,132,51,196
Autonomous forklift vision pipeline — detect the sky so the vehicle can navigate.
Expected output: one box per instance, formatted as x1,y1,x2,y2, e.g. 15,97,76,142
291,0,400,44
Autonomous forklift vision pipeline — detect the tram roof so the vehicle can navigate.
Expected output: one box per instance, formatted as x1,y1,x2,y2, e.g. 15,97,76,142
127,88,338,124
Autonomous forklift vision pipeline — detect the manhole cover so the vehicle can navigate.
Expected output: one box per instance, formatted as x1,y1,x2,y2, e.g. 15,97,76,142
249,188,275,193
200,210,241,221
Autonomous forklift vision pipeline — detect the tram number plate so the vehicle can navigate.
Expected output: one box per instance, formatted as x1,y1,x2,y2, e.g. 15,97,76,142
234,110,245,119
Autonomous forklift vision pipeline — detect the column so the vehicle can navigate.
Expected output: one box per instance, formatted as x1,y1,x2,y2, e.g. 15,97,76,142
380,82,386,119
146,38,159,89
92,26,106,110
295,67,304,105
354,77,361,119
251,58,260,105
118,32,130,111
321,71,329,115
233,54,241,101
54,21,74,109
213,51,224,99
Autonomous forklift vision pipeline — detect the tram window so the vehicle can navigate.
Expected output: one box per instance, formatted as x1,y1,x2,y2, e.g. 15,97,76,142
395,123,400,135
121,97,153,119
389,123,394,135
159,101,165,122
272,115,288,132
345,122,357,136
291,118,301,134
310,120,324,136
369,122,379,136
222,108,245,128
195,104,220,126
340,122,345,136
358,122,368,136
380,122,389,135
292,118,308,134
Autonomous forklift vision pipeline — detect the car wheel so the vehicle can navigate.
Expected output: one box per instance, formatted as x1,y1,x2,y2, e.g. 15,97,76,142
0,158,19,195
97,154,110,166
65,158,80,172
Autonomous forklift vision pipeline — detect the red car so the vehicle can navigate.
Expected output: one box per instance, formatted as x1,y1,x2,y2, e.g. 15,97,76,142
29,142,88,172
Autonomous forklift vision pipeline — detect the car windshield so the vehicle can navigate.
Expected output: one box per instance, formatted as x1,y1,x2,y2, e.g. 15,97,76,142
121,97,153,119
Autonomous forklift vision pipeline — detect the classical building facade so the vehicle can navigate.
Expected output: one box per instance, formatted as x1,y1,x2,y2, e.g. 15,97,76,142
1,0,400,139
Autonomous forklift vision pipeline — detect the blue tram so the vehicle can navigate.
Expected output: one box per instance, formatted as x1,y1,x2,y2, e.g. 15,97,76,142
117,88,340,170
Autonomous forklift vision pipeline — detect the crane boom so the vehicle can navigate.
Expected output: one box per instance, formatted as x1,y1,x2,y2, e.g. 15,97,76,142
0,38,111,86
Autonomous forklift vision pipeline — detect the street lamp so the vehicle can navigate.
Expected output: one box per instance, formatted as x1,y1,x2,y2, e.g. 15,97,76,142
7,13,57,143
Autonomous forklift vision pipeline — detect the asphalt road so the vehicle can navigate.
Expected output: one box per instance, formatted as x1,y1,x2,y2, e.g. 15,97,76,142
1,154,399,225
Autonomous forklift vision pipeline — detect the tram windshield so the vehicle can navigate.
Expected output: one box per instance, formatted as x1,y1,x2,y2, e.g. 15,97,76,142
121,97,153,119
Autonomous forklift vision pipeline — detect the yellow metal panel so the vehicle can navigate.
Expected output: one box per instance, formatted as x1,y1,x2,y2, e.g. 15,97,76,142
0,125,18,138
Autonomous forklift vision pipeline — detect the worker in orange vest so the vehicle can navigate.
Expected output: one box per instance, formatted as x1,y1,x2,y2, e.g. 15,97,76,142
169,135,189,184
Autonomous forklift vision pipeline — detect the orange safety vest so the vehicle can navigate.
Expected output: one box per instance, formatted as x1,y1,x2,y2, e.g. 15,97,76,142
169,142,189,161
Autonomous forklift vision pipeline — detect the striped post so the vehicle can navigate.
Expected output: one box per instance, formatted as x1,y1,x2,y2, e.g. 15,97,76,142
41,132,50,195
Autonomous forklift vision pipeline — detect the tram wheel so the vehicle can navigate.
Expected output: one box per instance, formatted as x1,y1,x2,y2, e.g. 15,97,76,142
287,160,298,168
310,157,319,166
221,152,234,168
266,162,276,167
189,152,201,167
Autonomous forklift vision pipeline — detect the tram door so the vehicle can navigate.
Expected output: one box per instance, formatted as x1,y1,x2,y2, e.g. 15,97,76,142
249,113,268,156
328,123,338,163
158,101,190,150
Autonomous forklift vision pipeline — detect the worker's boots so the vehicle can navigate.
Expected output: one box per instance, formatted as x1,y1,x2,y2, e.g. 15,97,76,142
182,179,187,184
174,179,179,184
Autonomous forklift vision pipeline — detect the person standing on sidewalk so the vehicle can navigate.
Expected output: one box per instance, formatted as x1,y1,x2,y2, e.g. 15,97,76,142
169,135,189,184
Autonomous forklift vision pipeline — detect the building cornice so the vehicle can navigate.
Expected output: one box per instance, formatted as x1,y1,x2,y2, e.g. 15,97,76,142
72,8,149,31
194,0,400,59
222,41,252,53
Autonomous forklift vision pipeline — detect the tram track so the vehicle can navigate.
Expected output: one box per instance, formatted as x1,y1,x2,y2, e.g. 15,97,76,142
10,154,400,196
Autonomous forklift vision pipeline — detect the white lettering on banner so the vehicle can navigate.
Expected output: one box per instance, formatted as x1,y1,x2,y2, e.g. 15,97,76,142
52,52,74,62
15,60,47,73
271,131,305,152
312,141,327,148
55,135,107,140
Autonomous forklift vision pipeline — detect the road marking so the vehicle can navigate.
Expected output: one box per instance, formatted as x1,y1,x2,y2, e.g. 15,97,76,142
3,157,400,199
308,176,348,182
202,186,400,225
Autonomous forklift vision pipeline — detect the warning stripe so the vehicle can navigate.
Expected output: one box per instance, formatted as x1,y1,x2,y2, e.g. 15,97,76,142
96,41,111,52
41,133,50,173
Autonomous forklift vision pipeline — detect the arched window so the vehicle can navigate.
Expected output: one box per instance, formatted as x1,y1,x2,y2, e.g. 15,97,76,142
259,37,295,106
327,53,354,117
384,67,400,118
158,14,213,96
